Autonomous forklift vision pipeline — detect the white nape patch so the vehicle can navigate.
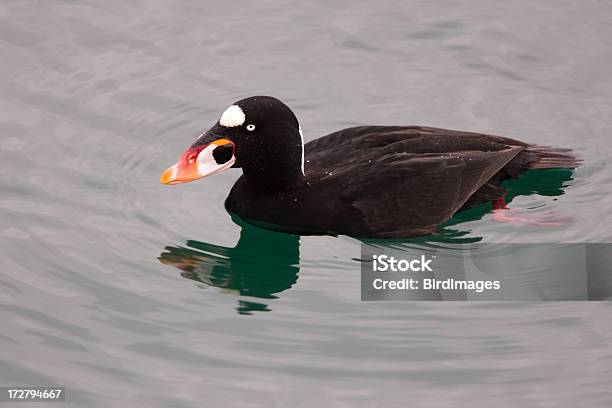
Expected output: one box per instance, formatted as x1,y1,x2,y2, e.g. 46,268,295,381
299,125,305,175
219,105,246,127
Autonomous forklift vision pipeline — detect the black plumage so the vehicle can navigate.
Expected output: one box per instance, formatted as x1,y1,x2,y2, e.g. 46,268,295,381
163,96,579,238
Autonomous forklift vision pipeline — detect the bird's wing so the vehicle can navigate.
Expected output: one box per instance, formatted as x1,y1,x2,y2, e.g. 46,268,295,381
304,126,530,237
328,147,524,237
304,125,528,170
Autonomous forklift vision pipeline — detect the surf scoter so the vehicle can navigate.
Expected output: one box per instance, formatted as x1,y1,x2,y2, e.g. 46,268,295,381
160,96,578,238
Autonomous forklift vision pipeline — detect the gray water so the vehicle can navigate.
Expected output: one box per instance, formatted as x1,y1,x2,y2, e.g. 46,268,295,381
2,1,612,407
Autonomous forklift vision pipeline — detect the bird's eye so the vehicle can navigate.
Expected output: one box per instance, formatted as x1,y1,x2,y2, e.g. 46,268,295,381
246,124,256,132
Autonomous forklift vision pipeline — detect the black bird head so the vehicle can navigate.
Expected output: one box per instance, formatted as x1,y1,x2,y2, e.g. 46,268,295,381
161,96,304,187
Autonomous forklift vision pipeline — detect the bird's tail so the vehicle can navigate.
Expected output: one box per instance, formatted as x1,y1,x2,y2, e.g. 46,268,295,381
525,145,582,169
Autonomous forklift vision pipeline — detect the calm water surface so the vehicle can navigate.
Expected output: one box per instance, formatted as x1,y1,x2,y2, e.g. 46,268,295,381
1,1,612,407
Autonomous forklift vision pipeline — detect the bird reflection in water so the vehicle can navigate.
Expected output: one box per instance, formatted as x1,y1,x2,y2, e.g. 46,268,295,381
159,169,575,313
442,168,576,234
158,217,300,314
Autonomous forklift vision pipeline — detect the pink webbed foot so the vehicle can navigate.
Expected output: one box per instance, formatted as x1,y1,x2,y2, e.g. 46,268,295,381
491,198,570,227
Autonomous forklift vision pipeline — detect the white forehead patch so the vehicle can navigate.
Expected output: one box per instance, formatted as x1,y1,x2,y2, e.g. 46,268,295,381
219,105,245,127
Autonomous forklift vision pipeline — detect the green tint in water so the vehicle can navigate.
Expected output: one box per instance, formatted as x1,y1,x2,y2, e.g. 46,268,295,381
159,217,300,314
159,168,576,313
